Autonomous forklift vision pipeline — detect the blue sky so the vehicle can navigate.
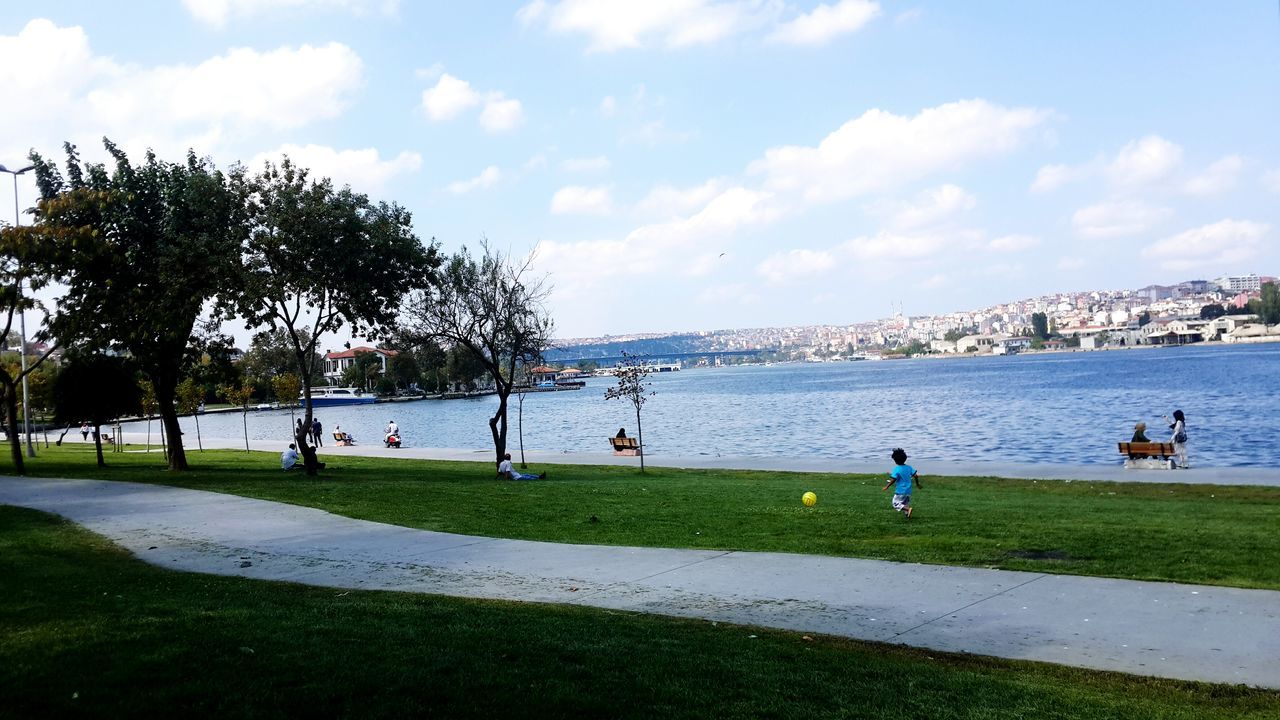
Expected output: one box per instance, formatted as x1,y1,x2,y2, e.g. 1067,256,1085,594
1,1,1277,343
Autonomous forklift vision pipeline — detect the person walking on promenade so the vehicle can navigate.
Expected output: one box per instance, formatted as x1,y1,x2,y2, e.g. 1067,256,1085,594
1165,410,1188,468
312,418,323,447
80,422,90,441
882,447,922,519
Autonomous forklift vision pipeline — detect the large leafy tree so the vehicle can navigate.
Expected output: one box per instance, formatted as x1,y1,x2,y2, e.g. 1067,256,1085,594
52,353,141,468
28,140,246,471
233,159,439,469
404,242,554,464
1260,282,1280,326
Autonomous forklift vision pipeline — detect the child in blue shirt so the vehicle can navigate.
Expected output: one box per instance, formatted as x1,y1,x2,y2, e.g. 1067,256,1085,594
882,447,922,519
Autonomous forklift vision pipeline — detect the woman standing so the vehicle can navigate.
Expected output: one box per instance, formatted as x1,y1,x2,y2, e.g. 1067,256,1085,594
1165,410,1188,468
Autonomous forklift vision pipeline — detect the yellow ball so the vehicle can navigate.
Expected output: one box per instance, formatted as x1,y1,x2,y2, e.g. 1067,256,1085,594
802,491,817,507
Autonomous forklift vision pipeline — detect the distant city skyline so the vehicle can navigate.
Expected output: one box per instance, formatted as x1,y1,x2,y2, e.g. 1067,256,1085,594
1,3,1277,343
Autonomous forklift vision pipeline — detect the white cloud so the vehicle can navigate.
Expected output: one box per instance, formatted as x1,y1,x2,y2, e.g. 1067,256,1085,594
250,144,421,193
1105,135,1182,188
1072,200,1171,238
421,73,481,120
600,95,617,117
479,93,524,132
895,8,923,24
184,0,400,27
750,99,1049,205
550,185,613,215
518,0,778,52
987,234,1040,252
840,231,944,260
523,153,548,170
756,249,837,284
636,179,725,217
560,155,611,173
698,283,759,304
1263,169,1280,194
445,165,502,194
1030,163,1087,193
1056,257,1086,271
0,20,363,163
767,0,881,46
1183,154,1242,196
880,184,976,230
1141,219,1269,272
920,273,946,288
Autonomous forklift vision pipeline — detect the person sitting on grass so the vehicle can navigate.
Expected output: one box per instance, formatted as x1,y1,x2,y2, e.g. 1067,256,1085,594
882,447,922,519
1131,422,1150,443
281,443,299,470
497,452,546,480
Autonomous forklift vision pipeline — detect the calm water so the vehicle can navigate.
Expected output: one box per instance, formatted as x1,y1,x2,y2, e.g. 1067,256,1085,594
123,343,1280,467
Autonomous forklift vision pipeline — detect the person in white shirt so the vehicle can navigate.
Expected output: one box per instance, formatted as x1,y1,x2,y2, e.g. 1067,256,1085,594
497,453,545,480
1164,409,1188,468
281,443,299,470
384,419,399,442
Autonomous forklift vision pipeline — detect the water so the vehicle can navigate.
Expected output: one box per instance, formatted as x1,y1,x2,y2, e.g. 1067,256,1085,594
122,343,1280,467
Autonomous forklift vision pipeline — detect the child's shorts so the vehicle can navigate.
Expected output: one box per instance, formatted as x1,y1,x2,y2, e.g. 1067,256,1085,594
892,494,911,511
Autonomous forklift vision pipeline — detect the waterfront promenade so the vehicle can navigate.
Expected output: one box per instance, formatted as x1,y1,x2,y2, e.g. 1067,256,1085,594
1,472,1276,688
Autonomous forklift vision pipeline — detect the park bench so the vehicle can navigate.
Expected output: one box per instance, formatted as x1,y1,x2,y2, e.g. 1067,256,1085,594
1118,442,1175,469
610,436,641,456
333,431,354,447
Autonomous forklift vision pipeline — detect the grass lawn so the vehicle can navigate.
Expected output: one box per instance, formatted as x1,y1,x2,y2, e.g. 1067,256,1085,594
2,505,1276,719
8,444,1280,590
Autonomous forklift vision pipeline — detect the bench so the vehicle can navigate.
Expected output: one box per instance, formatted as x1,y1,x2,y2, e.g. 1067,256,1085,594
333,431,354,447
1118,442,1175,470
610,436,641,456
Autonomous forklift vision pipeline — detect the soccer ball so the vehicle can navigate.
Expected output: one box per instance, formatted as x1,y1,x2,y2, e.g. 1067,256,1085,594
802,491,817,507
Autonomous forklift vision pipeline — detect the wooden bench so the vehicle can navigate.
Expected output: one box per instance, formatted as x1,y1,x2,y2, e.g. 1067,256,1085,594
1118,442,1175,459
610,436,641,456
333,431,354,447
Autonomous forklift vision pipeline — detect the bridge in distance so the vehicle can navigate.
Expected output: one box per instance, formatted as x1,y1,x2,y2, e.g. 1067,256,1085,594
548,349,769,365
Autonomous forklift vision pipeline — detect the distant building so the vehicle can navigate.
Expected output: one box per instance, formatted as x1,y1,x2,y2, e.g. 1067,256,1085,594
1213,274,1262,293
322,346,398,385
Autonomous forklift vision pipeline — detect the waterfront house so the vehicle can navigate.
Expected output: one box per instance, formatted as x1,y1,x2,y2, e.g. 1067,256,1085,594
528,366,559,385
322,346,398,385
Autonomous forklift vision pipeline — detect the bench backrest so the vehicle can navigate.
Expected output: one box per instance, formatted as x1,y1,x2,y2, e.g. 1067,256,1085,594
610,437,639,449
1118,442,1175,455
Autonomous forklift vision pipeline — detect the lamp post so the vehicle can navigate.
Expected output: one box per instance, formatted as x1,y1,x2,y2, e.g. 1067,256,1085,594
0,163,37,458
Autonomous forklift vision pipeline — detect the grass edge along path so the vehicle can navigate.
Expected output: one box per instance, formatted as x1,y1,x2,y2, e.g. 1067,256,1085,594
2,505,1277,719
8,444,1280,591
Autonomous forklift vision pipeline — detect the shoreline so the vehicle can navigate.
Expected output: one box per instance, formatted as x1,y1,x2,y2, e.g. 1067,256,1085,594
82,433,1280,487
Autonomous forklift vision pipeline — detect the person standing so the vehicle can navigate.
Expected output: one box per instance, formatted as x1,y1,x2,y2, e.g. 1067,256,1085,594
80,422,90,441
1165,410,1188,468
312,417,323,447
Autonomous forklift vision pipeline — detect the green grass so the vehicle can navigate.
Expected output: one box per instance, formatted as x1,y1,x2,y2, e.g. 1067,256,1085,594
10,444,1280,590
2,505,1275,719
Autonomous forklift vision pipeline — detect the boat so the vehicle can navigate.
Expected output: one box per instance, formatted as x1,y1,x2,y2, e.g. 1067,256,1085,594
302,387,377,407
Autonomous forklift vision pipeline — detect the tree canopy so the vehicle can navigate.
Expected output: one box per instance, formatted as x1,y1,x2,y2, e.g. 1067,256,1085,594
29,140,246,471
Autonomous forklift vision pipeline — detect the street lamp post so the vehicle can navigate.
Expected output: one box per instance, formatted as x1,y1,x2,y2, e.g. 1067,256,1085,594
0,163,37,458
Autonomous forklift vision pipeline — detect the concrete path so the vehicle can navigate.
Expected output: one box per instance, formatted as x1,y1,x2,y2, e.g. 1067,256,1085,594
3,475,1277,689
86,433,1280,486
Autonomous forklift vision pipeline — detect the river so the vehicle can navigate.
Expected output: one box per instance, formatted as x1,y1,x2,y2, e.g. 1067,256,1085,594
120,343,1279,468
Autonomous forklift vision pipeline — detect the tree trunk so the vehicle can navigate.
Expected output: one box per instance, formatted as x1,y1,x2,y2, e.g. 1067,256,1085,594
242,408,250,452
93,422,104,467
518,393,526,468
155,377,188,471
488,390,509,465
146,418,151,453
3,381,25,475
193,411,203,451
636,406,645,473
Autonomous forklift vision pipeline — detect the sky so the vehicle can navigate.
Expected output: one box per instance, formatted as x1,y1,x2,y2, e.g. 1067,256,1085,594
1,1,1278,347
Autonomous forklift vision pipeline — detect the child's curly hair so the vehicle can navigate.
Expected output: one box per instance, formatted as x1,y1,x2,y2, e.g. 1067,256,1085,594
891,448,908,464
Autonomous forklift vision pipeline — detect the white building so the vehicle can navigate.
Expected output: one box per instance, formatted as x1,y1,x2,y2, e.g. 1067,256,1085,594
1213,274,1262,293
322,346,398,385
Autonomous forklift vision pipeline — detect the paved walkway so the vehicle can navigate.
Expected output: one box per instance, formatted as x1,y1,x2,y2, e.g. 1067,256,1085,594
2,475,1277,688
90,432,1280,486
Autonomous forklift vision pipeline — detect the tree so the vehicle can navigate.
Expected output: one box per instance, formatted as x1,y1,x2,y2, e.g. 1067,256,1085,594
405,242,554,464
175,378,204,452
340,350,383,391
576,359,599,374
52,354,140,467
1260,282,1280,326
1031,312,1050,340
385,352,420,390
29,140,246,471
241,328,324,391
271,372,302,432
219,383,255,452
232,158,438,470
604,352,654,472
139,379,159,453
185,320,243,403
1138,311,1152,327
445,344,487,391
1199,303,1226,320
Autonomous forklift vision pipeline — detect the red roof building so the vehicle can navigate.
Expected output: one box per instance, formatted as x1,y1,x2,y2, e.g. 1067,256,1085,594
323,346,398,384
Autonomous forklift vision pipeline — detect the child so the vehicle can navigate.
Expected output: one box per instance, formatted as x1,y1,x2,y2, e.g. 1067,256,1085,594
882,447,922,519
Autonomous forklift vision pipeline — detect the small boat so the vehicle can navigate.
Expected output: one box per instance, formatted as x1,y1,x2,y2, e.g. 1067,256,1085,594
303,387,377,407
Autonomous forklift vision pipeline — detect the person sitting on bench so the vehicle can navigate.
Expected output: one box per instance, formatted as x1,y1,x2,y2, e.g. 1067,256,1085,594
333,426,355,445
1131,422,1150,443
